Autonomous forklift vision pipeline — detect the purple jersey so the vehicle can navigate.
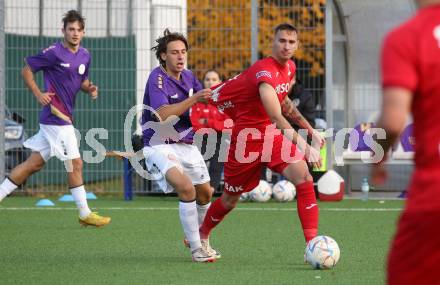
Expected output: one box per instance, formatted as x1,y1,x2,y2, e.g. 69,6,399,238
142,66,203,146
25,41,90,125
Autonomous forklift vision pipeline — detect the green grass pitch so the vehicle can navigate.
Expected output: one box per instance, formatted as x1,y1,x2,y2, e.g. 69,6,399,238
0,197,403,285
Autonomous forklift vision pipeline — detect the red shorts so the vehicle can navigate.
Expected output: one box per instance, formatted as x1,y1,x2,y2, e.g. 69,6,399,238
387,210,440,285
223,131,305,195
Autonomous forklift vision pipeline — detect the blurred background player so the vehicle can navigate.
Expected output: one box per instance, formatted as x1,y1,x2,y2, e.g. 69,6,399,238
371,1,440,284
141,29,219,262
191,70,230,192
199,23,324,258
0,10,110,227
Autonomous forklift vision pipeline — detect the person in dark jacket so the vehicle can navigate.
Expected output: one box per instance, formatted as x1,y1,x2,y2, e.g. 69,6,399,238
287,77,315,130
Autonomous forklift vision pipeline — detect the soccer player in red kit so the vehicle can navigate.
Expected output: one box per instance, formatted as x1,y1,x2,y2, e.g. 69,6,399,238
371,1,440,284
199,23,324,257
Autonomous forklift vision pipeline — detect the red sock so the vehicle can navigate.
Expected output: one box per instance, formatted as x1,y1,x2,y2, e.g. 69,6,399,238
199,197,232,240
296,181,319,242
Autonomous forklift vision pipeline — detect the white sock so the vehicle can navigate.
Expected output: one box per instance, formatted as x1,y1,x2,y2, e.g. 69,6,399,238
0,178,18,201
70,185,92,218
196,202,211,228
179,200,202,251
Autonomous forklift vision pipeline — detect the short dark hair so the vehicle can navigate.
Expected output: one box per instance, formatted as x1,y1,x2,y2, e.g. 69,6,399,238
62,10,85,30
151,29,189,67
274,23,297,35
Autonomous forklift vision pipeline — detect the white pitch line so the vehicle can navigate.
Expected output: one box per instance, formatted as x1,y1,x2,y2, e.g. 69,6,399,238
0,207,403,212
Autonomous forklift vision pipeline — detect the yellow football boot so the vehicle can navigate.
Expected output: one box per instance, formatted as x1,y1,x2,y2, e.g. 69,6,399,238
79,212,111,227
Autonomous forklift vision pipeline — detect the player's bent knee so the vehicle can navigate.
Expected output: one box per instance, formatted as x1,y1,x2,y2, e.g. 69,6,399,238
290,173,313,186
175,181,195,200
196,193,211,205
195,184,213,204
304,172,313,182
283,162,313,185
26,158,45,172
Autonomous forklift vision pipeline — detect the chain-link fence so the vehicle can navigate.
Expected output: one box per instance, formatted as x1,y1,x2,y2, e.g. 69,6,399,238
5,0,136,194
2,0,326,195
332,0,416,192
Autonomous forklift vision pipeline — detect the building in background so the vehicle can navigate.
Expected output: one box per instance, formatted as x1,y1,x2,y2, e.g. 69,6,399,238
1,0,416,193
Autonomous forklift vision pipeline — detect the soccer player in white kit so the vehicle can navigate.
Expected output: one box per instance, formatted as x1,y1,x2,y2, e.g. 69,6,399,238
0,10,110,227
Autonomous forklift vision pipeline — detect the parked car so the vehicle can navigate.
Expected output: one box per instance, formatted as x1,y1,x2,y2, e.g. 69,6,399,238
5,107,30,172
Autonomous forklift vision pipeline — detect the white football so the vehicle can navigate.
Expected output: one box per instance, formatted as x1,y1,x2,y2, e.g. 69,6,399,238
305,235,340,269
249,180,272,202
272,180,296,202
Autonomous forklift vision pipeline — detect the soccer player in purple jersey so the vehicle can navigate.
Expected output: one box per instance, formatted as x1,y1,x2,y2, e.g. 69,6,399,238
0,10,110,227
141,29,218,262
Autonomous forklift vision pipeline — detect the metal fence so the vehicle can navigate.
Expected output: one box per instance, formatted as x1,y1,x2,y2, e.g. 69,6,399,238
1,0,326,194
331,0,416,192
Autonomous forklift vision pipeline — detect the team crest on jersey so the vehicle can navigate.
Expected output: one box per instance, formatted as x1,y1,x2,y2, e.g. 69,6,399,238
256,70,272,79
218,101,234,112
434,25,440,48
78,64,86,75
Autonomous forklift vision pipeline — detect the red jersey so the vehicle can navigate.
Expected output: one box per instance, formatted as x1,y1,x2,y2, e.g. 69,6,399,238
211,57,295,131
381,4,440,211
190,102,230,132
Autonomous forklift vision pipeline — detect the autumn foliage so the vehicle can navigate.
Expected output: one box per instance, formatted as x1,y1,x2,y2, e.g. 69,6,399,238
187,0,326,79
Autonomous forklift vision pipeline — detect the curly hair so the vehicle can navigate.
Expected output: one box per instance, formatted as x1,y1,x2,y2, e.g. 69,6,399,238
151,28,189,67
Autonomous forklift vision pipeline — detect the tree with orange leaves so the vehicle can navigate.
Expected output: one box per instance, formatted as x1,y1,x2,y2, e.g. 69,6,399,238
187,0,325,79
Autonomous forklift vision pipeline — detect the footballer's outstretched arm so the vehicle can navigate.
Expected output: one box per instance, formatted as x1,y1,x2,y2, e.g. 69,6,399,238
22,64,54,106
259,83,300,143
281,96,310,130
259,82,321,168
281,96,324,147
156,88,211,121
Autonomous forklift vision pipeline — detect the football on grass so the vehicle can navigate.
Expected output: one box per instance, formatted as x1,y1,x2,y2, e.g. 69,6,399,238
305,235,340,269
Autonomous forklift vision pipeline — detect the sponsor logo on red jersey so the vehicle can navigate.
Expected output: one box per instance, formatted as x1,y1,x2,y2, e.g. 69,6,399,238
224,181,243,193
275,82,290,94
255,70,272,79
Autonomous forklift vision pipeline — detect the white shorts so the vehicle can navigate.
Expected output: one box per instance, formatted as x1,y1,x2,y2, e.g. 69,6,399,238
23,124,80,162
142,143,210,193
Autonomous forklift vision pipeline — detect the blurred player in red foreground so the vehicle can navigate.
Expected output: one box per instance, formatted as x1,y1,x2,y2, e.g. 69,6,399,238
371,1,440,284
199,23,324,258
